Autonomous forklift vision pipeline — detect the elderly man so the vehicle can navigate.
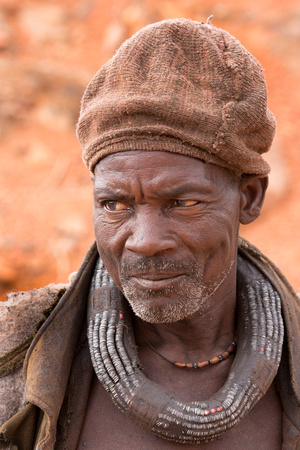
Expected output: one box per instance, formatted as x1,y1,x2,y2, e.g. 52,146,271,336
0,18,299,449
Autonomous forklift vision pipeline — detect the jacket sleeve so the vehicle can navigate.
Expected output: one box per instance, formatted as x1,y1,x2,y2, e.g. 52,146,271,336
0,284,68,426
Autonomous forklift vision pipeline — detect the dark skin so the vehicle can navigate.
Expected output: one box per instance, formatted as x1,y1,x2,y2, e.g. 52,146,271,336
78,151,282,448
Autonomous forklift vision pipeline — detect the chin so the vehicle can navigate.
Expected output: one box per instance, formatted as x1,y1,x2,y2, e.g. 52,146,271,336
123,263,235,324
124,290,208,324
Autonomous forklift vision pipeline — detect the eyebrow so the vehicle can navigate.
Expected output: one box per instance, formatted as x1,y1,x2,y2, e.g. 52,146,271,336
94,183,213,199
93,188,135,200
155,184,213,197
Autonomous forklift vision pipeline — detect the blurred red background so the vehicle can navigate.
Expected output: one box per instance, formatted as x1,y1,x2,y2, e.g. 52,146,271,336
0,0,299,300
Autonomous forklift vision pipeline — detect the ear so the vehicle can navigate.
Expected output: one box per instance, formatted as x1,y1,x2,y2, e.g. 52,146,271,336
239,175,268,225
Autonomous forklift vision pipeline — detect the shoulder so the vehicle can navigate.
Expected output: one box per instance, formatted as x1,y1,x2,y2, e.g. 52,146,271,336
0,283,68,359
238,236,299,300
0,283,68,426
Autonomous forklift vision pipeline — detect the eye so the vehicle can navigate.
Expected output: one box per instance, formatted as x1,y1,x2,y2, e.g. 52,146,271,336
103,200,128,211
171,199,198,207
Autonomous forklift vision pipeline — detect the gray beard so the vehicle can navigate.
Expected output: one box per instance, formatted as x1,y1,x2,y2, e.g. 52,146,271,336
120,257,234,323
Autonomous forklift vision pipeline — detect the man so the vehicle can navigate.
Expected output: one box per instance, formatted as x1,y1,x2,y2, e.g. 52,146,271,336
0,18,299,449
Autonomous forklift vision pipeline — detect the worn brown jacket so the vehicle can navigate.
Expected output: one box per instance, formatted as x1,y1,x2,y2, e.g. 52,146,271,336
0,239,300,449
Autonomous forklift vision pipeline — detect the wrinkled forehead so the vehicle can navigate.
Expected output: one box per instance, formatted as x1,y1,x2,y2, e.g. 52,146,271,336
93,150,239,193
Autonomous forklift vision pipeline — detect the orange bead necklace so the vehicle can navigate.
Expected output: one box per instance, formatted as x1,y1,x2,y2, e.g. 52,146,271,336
136,325,237,369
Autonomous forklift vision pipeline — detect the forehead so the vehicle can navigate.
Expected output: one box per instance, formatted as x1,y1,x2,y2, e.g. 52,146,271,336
93,151,237,193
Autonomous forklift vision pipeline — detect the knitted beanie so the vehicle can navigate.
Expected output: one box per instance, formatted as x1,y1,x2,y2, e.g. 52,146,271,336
77,18,276,176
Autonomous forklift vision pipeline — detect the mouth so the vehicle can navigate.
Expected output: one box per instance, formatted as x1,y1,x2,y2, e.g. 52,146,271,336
130,273,185,290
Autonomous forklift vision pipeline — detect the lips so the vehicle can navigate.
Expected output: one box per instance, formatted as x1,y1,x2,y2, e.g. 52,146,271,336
130,273,184,290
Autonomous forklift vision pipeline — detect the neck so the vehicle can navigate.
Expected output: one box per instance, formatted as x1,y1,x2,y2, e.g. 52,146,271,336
134,275,237,362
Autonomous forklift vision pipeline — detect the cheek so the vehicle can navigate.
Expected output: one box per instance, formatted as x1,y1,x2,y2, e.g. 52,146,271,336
178,197,240,267
93,207,125,249
193,210,240,281
182,208,238,249
93,210,128,288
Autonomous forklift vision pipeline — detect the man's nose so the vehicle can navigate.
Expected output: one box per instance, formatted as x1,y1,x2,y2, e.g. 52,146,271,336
125,212,177,257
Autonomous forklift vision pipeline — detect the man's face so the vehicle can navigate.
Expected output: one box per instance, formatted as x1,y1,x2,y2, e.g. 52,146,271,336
93,151,241,323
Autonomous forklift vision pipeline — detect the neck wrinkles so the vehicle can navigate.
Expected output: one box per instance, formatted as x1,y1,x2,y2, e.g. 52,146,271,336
134,278,237,359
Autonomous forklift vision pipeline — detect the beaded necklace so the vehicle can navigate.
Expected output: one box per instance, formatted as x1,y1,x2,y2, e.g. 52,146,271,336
135,323,237,369
87,256,284,443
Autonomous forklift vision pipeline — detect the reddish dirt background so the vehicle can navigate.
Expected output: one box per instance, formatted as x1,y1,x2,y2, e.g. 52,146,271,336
0,0,299,301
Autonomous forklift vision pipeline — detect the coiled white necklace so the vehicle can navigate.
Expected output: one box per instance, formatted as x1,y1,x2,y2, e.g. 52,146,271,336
87,256,284,443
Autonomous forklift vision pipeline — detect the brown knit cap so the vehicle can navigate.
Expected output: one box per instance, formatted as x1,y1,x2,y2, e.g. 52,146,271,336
77,18,276,176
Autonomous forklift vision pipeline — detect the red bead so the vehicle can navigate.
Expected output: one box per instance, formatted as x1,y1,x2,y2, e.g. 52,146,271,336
210,408,216,414
174,362,186,368
209,356,220,365
204,410,210,415
217,406,223,412
260,347,264,353
120,313,124,320
197,361,209,368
